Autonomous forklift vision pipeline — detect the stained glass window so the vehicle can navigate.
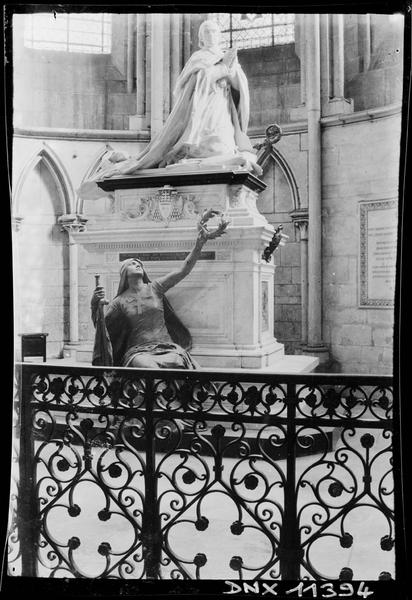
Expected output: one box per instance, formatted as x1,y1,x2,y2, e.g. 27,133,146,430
24,13,112,53
208,13,295,49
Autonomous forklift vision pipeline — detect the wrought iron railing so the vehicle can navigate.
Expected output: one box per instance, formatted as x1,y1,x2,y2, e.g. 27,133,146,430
8,363,395,582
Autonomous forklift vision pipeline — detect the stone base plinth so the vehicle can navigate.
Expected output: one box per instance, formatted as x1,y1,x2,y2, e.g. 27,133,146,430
63,342,319,373
74,168,318,372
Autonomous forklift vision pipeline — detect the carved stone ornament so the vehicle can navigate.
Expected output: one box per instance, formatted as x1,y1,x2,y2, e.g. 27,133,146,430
12,215,24,232
58,214,88,233
121,185,198,226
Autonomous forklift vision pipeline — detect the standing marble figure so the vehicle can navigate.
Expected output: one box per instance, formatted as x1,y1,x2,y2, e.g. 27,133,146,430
91,211,228,368
79,19,261,200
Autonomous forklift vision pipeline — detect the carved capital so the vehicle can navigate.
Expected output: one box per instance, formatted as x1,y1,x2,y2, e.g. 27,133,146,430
12,216,24,232
290,210,309,241
58,214,88,233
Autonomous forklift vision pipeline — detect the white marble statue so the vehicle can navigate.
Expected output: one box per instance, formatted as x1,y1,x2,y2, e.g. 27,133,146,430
79,19,262,200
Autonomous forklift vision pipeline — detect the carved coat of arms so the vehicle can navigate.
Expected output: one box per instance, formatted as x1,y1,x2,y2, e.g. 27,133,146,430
121,185,197,226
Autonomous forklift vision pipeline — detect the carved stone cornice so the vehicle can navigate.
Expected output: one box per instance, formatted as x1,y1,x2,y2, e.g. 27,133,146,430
290,209,309,241
97,169,267,193
58,214,88,233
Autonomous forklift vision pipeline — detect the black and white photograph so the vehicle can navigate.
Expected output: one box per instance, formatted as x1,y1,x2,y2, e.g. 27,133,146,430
3,4,409,598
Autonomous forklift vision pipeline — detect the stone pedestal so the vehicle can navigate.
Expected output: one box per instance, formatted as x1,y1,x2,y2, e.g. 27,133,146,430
69,168,318,372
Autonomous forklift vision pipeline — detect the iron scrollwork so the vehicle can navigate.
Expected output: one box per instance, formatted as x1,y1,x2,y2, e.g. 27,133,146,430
11,365,395,581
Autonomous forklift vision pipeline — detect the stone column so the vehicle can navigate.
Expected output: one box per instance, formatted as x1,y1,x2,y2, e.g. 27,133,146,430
291,212,309,346
319,13,331,102
129,13,147,130
150,14,171,135
321,13,353,116
296,13,306,104
58,215,88,348
183,14,191,64
303,14,330,365
289,13,308,121
170,13,182,108
359,13,371,72
332,14,345,98
126,14,134,94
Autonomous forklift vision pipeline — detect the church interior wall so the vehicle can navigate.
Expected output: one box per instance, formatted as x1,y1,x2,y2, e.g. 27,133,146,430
256,131,307,354
344,14,404,111
11,12,403,372
321,112,400,373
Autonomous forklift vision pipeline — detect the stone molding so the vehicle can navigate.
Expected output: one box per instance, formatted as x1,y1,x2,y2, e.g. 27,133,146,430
13,126,150,142
290,209,309,241
320,102,401,128
58,214,88,233
98,169,267,193
14,102,401,145
12,216,24,232
73,225,275,248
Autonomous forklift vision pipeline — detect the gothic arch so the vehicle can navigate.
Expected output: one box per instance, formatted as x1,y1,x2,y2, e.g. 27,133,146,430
13,143,75,217
257,145,301,212
76,144,114,213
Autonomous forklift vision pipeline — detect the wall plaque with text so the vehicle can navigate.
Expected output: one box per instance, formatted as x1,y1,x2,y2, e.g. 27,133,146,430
359,200,397,308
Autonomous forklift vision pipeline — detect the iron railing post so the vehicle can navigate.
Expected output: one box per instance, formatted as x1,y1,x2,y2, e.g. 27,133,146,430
18,365,38,576
279,382,302,579
141,375,161,579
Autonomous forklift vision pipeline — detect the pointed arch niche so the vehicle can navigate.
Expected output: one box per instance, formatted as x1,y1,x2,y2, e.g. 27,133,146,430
13,145,71,359
76,144,114,215
257,148,304,354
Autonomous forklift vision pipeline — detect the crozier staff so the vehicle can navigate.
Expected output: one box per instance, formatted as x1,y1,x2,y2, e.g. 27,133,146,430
91,210,228,368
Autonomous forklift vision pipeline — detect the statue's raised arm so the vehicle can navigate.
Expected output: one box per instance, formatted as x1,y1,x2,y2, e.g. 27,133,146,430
79,19,261,200
90,210,229,369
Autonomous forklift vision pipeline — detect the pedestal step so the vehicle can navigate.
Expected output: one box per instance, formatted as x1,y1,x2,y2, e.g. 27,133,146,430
63,343,318,373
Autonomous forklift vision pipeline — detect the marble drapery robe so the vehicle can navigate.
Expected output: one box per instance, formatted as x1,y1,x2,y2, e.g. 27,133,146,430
79,48,259,200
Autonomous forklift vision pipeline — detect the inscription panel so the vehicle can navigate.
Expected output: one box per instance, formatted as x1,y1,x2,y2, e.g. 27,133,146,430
119,252,216,262
359,200,397,308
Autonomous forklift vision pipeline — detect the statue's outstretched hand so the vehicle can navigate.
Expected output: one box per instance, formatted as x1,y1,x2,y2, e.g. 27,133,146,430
197,209,230,242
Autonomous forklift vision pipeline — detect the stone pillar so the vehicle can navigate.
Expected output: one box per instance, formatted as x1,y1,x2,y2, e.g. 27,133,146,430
291,212,309,346
170,13,182,108
320,13,353,116
150,14,171,135
58,215,88,351
129,14,147,130
289,13,307,121
297,13,306,104
126,14,134,94
319,13,331,102
332,14,345,98
359,13,371,72
303,14,330,366
183,14,191,64
162,14,171,122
